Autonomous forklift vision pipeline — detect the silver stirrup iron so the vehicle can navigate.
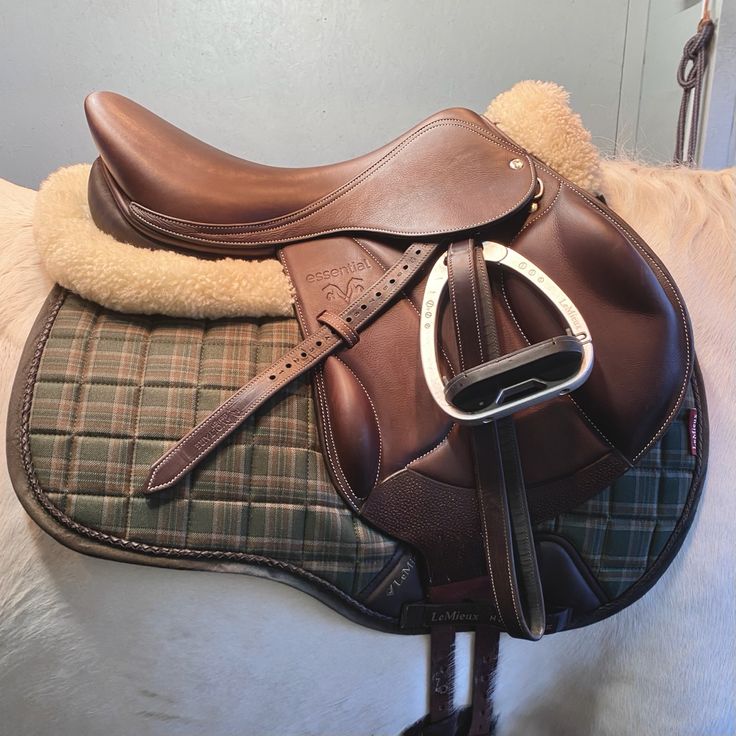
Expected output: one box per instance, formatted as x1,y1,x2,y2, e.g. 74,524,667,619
420,241,594,424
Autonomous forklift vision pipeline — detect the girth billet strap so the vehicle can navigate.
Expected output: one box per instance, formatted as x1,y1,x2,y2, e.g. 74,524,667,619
468,625,500,736
142,241,441,494
429,625,457,725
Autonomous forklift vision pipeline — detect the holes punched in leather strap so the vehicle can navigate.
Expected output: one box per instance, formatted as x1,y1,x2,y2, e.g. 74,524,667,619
468,626,500,736
142,241,440,494
317,310,360,348
429,625,456,725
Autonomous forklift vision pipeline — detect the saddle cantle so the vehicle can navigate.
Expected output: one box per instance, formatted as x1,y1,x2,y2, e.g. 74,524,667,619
8,91,701,736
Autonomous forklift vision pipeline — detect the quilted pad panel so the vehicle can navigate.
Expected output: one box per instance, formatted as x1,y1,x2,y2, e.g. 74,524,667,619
19,289,702,617
536,384,698,598
27,291,401,597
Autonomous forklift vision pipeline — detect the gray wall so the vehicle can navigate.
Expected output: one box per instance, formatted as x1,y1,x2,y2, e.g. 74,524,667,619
630,0,734,166
0,1,729,189
701,0,736,169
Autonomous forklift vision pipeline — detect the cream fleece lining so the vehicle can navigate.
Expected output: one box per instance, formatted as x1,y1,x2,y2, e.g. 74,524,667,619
33,164,293,319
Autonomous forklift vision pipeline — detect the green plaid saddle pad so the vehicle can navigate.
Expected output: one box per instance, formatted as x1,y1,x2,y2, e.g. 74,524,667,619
7,288,707,631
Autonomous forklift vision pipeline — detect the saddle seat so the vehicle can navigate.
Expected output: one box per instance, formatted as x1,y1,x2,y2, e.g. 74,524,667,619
86,91,419,223
85,92,537,256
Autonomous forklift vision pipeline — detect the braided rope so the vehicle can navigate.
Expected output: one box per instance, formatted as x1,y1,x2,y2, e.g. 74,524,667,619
674,14,715,165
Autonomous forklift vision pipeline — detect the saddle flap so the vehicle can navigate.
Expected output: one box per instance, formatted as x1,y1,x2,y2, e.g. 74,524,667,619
280,168,693,525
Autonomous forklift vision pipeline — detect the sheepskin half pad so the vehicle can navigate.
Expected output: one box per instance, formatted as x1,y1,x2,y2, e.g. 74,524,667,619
34,164,293,319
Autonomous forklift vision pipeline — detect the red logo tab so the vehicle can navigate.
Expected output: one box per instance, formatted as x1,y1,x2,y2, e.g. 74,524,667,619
688,409,698,456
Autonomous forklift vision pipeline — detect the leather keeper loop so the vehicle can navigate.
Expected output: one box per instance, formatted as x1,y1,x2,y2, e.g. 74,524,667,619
317,310,360,348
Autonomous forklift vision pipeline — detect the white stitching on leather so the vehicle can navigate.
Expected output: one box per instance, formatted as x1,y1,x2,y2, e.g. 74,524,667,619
351,238,456,377
127,120,536,244
488,458,525,633
500,274,617,452
407,427,455,465
148,240,436,490
146,328,336,491
508,178,562,246
466,242,485,363
567,396,617,450
333,356,384,490
500,276,530,346
539,164,692,461
283,245,386,507
133,119,527,232
313,370,361,510
279,252,306,328
499,163,691,460
447,244,467,370
348,237,460,475
475,463,509,631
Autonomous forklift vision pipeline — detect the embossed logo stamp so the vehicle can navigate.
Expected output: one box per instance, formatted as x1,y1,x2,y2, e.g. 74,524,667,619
322,277,364,302
386,556,416,598
306,258,373,302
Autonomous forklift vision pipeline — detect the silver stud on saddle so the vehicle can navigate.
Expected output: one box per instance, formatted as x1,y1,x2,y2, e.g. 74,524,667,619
420,241,594,424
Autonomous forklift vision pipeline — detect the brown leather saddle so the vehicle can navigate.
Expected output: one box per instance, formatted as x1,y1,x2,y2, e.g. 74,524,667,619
83,92,694,735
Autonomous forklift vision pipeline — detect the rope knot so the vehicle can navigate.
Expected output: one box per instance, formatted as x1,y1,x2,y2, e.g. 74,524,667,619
674,18,715,165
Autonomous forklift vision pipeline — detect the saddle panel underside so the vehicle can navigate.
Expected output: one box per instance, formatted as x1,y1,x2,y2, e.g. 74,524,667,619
7,288,707,633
